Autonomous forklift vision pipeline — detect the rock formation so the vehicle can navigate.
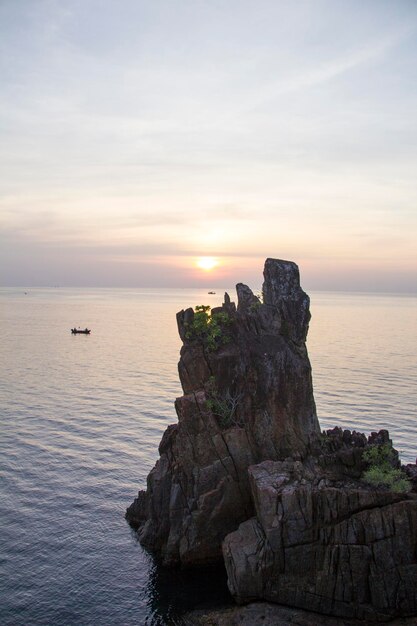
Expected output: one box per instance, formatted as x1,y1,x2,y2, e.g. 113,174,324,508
127,258,417,621
223,429,417,621
126,258,319,565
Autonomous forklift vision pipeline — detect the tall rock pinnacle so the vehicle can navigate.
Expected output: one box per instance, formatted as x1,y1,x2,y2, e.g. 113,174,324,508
126,259,320,566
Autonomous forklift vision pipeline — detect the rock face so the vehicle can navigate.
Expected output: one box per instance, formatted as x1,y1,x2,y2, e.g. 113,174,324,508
223,432,417,621
126,258,319,566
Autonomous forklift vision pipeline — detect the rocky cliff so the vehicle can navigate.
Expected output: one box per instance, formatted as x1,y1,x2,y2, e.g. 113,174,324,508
126,258,417,621
126,258,319,566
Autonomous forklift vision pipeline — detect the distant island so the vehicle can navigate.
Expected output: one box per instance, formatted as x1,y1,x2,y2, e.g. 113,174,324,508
127,258,417,622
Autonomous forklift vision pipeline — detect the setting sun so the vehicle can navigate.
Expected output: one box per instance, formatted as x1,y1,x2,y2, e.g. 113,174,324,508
196,257,218,271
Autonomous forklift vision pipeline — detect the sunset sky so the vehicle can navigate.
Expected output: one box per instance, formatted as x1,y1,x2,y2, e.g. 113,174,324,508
0,0,416,291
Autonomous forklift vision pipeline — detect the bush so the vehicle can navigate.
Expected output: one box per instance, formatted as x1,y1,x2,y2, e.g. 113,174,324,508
185,305,232,352
205,376,242,428
362,443,410,493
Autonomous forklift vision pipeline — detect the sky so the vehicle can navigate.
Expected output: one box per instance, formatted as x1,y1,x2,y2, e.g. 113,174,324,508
0,0,416,291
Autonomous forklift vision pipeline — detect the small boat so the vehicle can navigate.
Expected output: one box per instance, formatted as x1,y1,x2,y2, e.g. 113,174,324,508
208,291,216,294
71,328,91,335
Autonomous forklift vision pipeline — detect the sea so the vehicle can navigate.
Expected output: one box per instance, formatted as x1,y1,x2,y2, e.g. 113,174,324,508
0,287,416,625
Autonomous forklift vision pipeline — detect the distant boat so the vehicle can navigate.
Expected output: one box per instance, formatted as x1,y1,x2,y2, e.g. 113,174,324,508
208,291,216,294
71,328,91,335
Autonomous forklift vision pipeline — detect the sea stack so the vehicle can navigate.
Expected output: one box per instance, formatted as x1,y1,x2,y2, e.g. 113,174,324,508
126,258,417,621
126,258,319,565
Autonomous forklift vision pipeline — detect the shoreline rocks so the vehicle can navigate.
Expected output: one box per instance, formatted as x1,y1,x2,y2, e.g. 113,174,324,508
183,602,417,625
223,455,417,621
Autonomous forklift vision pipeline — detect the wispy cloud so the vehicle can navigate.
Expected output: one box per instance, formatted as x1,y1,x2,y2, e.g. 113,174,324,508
283,29,413,91
234,26,416,118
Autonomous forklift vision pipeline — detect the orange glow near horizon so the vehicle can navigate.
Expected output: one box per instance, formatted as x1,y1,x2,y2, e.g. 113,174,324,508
196,256,218,271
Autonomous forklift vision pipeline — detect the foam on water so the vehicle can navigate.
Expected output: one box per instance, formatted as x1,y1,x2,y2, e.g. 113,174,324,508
0,287,416,624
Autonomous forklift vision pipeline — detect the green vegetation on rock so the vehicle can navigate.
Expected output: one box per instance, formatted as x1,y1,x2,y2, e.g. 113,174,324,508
185,305,232,352
205,376,242,428
362,443,410,493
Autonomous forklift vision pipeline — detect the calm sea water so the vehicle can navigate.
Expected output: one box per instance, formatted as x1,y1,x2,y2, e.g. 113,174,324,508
0,288,416,625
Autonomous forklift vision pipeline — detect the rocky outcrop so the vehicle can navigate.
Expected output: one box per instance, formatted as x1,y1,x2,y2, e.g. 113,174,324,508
126,258,319,566
126,258,417,622
223,440,417,621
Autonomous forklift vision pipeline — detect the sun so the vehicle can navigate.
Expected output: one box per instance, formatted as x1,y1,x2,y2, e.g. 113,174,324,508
196,256,218,271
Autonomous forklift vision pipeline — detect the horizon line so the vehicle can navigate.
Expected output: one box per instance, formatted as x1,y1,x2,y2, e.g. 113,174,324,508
1,285,416,297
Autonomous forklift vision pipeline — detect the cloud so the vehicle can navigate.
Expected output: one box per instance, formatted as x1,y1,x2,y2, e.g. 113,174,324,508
229,25,416,120
282,29,413,91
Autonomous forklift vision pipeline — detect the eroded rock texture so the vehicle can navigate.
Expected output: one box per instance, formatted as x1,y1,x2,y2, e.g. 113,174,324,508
223,439,417,622
126,258,319,566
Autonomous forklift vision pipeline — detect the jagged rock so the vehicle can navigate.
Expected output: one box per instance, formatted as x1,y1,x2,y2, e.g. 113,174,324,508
309,426,401,480
223,456,417,621
126,259,319,566
262,258,311,344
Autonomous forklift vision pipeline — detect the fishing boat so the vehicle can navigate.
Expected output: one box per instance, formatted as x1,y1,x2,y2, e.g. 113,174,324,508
71,328,91,335
208,291,216,294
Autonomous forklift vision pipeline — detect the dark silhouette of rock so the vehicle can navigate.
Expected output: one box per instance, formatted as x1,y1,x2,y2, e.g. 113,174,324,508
126,258,319,566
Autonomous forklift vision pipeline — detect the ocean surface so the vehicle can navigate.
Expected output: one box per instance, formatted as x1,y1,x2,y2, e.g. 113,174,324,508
1,287,416,625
